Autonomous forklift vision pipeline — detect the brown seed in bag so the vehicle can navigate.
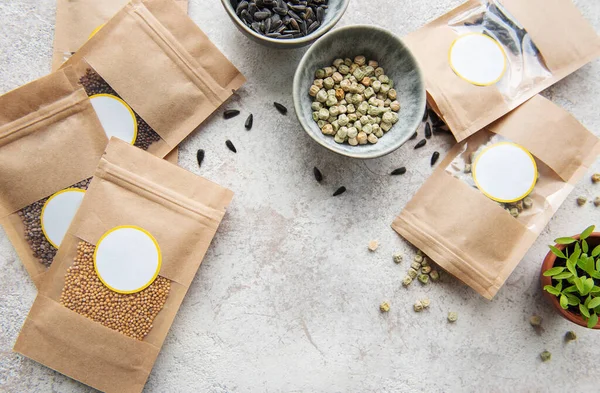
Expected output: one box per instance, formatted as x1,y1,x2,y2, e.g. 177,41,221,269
0,67,108,287
14,139,234,393
63,0,246,159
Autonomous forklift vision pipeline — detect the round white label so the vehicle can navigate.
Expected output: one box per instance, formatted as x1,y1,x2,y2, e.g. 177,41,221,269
94,226,161,294
449,33,507,86
41,189,86,248
90,94,138,145
473,142,537,203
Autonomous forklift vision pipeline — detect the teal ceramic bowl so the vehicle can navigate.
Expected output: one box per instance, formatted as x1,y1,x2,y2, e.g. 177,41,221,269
293,25,426,159
221,0,349,49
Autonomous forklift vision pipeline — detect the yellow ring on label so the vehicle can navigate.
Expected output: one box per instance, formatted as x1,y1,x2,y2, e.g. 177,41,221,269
40,188,86,249
88,24,105,40
90,93,138,145
93,225,162,294
448,32,507,87
472,142,538,203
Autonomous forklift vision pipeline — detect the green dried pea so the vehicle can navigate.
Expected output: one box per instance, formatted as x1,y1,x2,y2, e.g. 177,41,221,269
448,312,458,322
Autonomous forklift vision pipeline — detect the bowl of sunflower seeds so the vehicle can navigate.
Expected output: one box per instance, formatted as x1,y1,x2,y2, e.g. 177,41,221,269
222,0,349,48
293,25,426,159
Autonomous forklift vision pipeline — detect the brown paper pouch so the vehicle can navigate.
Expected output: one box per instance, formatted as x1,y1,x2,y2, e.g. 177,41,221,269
392,96,600,299
14,138,233,393
61,0,246,159
0,67,108,287
405,0,600,142
52,0,187,165
52,0,188,71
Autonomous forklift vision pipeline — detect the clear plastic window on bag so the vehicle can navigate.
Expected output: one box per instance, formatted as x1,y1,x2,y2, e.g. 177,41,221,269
447,0,552,99
445,131,569,232
60,239,171,341
18,178,91,267
78,65,162,151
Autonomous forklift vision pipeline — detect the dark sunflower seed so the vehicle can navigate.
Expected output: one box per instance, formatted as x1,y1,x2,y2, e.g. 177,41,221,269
236,1,249,15
425,123,432,139
422,109,428,122
273,7,288,15
196,149,205,168
226,140,237,153
390,167,407,176
307,21,319,34
430,151,440,166
414,139,427,149
333,186,346,196
288,10,302,21
245,114,253,130
316,6,325,22
274,102,288,114
409,131,418,140
290,18,299,30
254,11,271,21
313,167,323,182
279,34,293,39
224,109,240,119
289,4,306,11
248,3,258,14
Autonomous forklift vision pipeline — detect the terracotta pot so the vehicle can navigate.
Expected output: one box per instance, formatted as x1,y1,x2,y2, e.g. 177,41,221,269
540,232,600,329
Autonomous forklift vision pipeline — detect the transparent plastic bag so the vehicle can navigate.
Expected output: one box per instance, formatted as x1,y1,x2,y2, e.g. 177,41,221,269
448,0,552,100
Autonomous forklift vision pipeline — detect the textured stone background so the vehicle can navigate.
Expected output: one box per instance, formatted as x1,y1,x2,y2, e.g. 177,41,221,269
0,0,599,392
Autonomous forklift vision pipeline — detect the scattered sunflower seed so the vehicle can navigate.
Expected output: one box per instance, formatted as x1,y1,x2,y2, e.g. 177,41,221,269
422,109,428,122
226,140,237,153
313,167,323,182
393,253,403,264
333,186,346,196
391,167,407,176
245,113,253,130
414,139,427,149
274,102,288,115
196,149,205,168
448,311,458,322
592,173,600,183
529,315,542,327
565,331,577,342
368,240,379,251
576,196,587,206
409,131,418,140
540,350,551,362
224,109,240,119
380,301,390,313
431,151,440,166
425,123,432,139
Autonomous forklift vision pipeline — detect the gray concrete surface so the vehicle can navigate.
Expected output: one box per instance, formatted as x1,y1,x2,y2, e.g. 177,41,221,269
1,0,599,392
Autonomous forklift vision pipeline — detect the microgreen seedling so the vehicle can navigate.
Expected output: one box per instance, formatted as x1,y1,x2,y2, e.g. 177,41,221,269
543,225,600,328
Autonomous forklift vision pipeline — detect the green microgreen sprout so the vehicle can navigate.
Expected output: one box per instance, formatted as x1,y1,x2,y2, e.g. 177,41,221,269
543,225,600,329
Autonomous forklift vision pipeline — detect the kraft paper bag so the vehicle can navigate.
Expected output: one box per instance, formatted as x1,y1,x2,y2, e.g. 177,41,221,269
52,0,188,165
52,0,188,71
405,0,600,142
14,138,234,393
62,0,246,158
0,67,108,287
392,95,600,299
